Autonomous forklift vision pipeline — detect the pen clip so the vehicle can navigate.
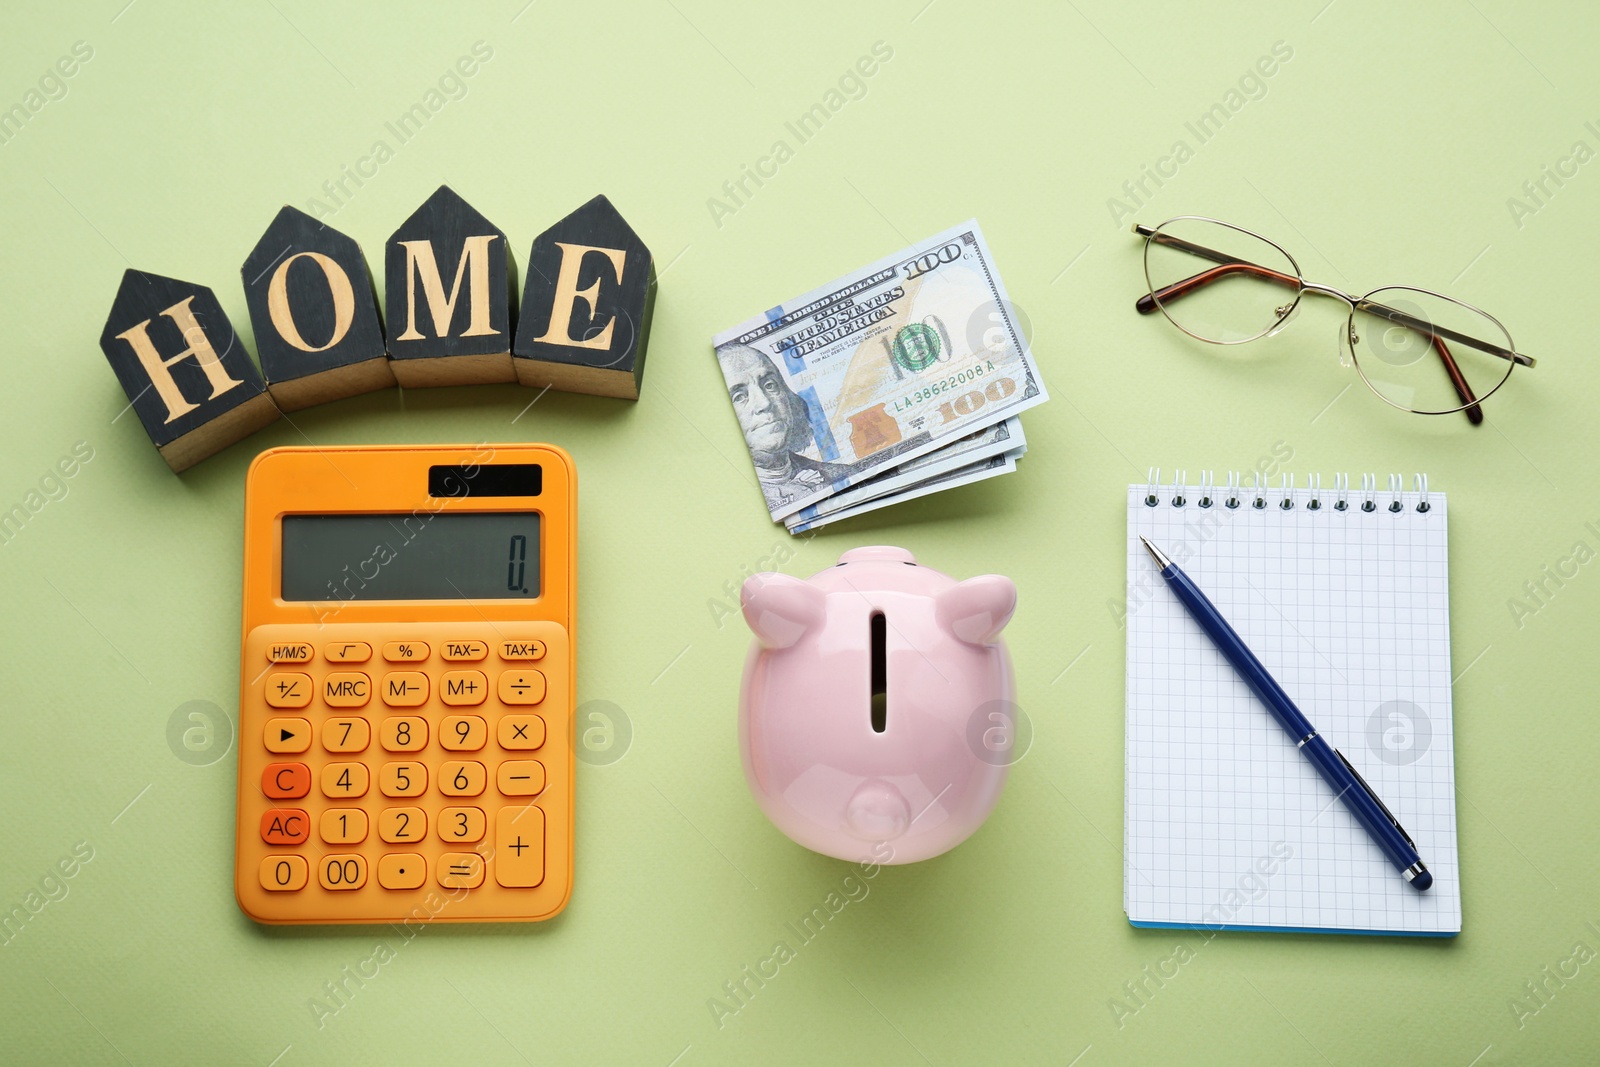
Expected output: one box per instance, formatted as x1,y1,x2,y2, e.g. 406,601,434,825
1334,748,1416,850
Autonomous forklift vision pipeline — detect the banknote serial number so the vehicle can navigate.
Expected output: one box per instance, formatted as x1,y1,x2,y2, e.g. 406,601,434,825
892,361,1019,423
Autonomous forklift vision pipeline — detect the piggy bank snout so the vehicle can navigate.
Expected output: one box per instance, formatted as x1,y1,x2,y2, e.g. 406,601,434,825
844,780,911,842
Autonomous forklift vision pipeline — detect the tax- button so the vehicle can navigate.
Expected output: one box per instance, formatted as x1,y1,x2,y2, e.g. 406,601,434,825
383,672,428,706
498,639,546,661
495,806,544,888
442,640,488,661
497,670,546,705
264,672,312,708
438,852,484,889
323,672,370,707
260,807,309,845
441,670,487,706
267,642,313,664
265,717,310,754
261,762,311,799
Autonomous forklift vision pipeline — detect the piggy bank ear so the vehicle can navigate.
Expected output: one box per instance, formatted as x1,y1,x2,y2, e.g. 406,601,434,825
742,573,825,649
936,575,1017,645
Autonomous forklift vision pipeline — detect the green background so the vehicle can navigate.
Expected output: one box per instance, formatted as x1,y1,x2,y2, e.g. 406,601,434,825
1,0,1595,1063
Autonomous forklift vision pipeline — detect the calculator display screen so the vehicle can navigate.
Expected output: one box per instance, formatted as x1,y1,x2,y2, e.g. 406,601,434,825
280,512,540,601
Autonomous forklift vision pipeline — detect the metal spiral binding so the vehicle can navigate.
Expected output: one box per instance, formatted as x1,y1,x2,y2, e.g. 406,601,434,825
1172,470,1186,508
1143,471,1431,515
1145,467,1159,507
1361,473,1378,513
1252,469,1267,509
1388,473,1405,512
1279,473,1295,509
1307,473,1322,511
1198,470,1214,509
1226,471,1241,509
1334,473,1349,511
1415,473,1431,513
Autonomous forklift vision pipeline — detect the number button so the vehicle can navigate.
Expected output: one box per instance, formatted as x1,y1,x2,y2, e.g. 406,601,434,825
438,852,484,889
264,717,310,754
497,760,545,796
318,854,368,891
382,716,428,752
320,808,367,844
498,639,546,661
383,672,429,706
324,641,371,663
264,672,312,708
379,806,426,842
260,808,309,845
260,855,308,891
323,672,370,708
378,854,426,890
495,806,544,888
441,670,487,707
323,718,370,753
321,762,370,799
267,642,313,664
261,762,311,799
438,806,486,843
379,762,427,798
497,670,546,705
383,641,429,662
440,715,487,751
498,715,544,750
440,761,487,797
442,641,488,661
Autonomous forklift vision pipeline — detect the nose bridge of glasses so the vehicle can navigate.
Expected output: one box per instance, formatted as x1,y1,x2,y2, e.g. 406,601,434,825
1299,281,1357,308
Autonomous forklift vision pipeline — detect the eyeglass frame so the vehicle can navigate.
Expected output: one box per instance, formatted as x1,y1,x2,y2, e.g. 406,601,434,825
1131,215,1536,424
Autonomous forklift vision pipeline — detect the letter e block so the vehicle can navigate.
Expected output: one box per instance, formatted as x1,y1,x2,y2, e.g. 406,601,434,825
513,194,655,400
384,185,516,388
242,206,395,411
99,270,279,473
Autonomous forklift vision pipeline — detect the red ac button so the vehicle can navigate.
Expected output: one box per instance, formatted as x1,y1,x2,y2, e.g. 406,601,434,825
260,807,309,844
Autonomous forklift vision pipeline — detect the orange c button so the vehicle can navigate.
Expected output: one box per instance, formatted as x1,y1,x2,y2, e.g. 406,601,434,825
262,762,311,799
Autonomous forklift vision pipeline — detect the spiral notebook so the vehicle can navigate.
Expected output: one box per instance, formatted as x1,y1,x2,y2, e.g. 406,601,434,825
1124,472,1462,936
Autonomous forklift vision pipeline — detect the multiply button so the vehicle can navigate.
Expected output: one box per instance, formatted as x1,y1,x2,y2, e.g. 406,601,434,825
260,808,308,845
383,672,428,706
498,715,544,750
497,670,546,705
495,806,544,888
264,718,310,754
438,852,484,889
324,641,371,663
260,855,308,892
441,671,487,707
383,641,429,662
267,642,313,664
264,672,312,708
261,762,311,799
442,641,488,661
498,639,546,661
323,672,370,707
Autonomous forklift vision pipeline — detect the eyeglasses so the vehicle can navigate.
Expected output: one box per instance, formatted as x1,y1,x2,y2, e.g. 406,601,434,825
1131,216,1536,423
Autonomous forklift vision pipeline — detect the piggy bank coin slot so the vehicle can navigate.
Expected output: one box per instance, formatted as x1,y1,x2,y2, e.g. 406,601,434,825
870,611,887,734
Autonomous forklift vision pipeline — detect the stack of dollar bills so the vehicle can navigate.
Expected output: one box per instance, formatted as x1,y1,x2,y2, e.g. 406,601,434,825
712,221,1048,533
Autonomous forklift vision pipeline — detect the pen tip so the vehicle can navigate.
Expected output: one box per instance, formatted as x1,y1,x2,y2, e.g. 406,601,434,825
1140,537,1172,571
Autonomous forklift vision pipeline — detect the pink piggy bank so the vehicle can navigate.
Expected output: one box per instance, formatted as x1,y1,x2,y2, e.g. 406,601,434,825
739,546,1018,864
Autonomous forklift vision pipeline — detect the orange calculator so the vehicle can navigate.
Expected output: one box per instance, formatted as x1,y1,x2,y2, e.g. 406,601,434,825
234,444,575,924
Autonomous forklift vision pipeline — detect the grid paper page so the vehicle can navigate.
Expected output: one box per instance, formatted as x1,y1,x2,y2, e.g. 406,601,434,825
1124,480,1461,935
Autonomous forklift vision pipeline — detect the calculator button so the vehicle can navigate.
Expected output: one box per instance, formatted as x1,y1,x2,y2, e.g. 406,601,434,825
495,806,544,888
442,640,488,661
383,641,429,662
321,761,370,799
497,670,546,705
260,808,309,845
264,672,312,708
378,853,426,890
323,717,370,753
381,716,428,752
379,762,427,797
322,672,371,707
498,639,546,661
378,806,426,843
324,641,371,663
441,671,488,706
439,761,487,797
260,855,308,891
382,672,429,706
264,717,311,754
438,806,486,843
438,852,484,889
497,760,545,796
498,715,545,750
320,808,367,844
267,642,314,664
261,762,311,799
318,854,368,891
440,715,488,751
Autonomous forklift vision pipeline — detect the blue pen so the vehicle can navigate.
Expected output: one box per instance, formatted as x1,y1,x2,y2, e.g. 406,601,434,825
1141,537,1432,891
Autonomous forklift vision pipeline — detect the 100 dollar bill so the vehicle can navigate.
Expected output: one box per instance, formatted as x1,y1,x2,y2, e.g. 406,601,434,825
712,220,1047,522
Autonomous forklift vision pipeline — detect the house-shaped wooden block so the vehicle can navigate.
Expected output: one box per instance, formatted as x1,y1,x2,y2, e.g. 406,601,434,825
241,206,395,411
384,185,516,388
513,194,655,400
99,270,279,473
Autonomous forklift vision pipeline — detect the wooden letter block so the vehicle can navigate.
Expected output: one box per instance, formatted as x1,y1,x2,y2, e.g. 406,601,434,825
513,194,655,400
384,185,516,388
99,270,279,473
241,206,395,412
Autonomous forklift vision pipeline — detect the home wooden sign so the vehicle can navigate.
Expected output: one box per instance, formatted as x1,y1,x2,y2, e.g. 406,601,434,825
99,187,656,472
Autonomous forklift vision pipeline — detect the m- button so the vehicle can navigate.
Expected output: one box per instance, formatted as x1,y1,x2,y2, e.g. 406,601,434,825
382,672,428,707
